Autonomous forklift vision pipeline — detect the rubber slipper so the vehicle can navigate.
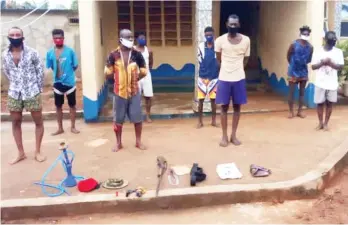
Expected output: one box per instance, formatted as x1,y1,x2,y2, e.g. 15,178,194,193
250,164,271,177
102,178,129,189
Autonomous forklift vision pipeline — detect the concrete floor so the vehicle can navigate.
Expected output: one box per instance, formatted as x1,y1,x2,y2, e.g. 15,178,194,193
1,106,348,200
100,91,290,116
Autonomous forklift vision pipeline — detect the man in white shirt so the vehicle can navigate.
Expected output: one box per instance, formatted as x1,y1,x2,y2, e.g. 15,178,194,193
311,31,344,131
215,14,250,147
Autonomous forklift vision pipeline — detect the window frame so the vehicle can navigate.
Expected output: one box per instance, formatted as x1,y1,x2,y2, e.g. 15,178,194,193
340,1,348,38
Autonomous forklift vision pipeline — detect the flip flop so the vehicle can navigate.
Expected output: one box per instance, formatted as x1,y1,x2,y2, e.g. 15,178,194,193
102,178,129,190
250,164,271,177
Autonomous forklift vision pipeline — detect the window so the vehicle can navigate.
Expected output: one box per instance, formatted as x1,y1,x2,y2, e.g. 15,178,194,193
69,18,79,25
116,1,193,47
341,2,348,37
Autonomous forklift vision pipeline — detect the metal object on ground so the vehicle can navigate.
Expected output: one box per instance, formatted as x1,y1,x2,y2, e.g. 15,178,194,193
156,156,168,196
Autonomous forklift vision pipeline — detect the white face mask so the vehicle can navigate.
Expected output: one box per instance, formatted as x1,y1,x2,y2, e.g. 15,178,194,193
120,38,134,49
300,35,310,41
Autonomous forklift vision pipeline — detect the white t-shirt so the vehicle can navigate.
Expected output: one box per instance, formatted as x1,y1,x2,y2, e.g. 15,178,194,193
215,33,250,82
311,46,344,90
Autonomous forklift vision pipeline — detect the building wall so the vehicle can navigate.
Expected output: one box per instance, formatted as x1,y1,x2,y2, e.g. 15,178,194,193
78,0,107,121
0,10,80,90
258,0,324,108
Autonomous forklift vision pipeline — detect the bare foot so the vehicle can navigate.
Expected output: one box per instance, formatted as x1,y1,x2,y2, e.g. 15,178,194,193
9,153,27,165
219,137,229,147
34,153,46,162
323,124,330,131
196,122,203,129
112,144,123,152
297,112,306,118
51,129,64,136
288,112,295,119
136,143,147,150
71,127,80,134
316,124,324,130
230,136,242,146
145,116,152,123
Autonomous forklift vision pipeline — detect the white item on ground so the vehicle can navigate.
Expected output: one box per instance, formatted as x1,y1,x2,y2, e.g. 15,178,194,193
171,165,191,176
85,138,109,148
216,163,243,180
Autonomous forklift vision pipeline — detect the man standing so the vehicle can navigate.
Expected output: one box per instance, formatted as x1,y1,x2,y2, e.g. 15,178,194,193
2,27,46,164
134,31,154,123
46,29,80,135
196,26,219,128
215,14,250,147
286,26,313,119
105,29,147,151
311,31,344,131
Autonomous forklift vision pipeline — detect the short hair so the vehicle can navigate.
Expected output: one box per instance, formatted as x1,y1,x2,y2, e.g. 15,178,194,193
135,31,146,39
9,26,23,35
52,29,64,37
227,14,239,21
204,26,214,33
325,31,336,39
120,29,131,38
299,25,311,34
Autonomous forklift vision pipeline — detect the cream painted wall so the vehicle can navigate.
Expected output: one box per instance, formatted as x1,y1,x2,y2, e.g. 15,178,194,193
328,1,335,31
212,0,220,36
259,1,324,84
78,0,104,100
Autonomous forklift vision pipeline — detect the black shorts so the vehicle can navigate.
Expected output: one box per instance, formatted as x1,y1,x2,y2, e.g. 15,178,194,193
53,83,76,108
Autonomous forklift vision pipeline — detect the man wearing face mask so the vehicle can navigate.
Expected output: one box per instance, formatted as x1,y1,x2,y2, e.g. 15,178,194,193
105,29,147,151
196,26,219,128
2,27,46,164
215,14,250,147
46,29,80,135
286,25,313,119
134,31,154,123
311,31,344,131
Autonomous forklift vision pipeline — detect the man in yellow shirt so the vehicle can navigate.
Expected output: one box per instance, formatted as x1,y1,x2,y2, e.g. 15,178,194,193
105,29,147,151
215,14,250,147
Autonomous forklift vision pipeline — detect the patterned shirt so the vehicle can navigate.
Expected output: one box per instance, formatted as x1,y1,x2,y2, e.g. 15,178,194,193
2,45,44,100
105,47,147,99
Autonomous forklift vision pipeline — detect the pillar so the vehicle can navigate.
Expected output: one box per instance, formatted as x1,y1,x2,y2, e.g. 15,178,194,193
305,0,325,108
192,0,213,112
78,0,106,122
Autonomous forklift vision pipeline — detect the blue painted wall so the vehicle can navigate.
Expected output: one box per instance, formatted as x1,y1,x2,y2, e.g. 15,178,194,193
258,58,316,108
83,80,108,122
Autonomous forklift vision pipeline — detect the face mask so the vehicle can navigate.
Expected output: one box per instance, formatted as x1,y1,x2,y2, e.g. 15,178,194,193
327,39,336,47
137,38,146,46
120,38,134,49
8,37,23,47
205,35,214,43
228,27,238,35
53,38,64,47
300,35,310,41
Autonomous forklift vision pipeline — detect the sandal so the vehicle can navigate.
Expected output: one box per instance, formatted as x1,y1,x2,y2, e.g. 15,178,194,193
102,178,129,189
250,164,271,177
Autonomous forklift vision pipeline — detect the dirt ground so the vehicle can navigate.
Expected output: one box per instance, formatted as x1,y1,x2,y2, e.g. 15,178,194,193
4,167,347,224
1,107,348,200
1,82,83,112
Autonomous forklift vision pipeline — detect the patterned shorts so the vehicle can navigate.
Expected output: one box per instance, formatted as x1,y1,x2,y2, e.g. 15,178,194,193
7,94,42,112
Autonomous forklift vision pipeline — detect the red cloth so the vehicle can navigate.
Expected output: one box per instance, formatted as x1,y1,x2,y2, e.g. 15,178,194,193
77,178,98,192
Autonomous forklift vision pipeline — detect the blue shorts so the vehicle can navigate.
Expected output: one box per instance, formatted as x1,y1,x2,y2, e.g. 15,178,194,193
215,79,247,105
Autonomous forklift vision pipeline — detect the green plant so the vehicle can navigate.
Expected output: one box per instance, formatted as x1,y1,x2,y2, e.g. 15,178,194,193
336,40,348,83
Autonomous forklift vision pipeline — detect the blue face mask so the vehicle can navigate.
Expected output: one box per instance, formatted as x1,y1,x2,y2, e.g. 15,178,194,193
138,38,146,46
205,35,214,43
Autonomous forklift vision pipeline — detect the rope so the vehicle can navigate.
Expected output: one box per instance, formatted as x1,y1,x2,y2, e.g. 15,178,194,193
0,0,50,25
33,150,84,197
